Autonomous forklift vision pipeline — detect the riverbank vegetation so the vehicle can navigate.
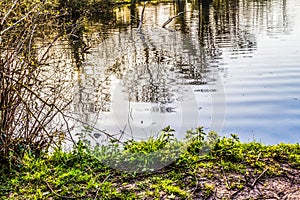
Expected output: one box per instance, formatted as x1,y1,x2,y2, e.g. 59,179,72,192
0,0,188,168
1,129,300,199
0,0,130,167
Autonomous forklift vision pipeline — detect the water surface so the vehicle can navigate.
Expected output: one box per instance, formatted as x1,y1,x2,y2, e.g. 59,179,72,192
57,0,300,145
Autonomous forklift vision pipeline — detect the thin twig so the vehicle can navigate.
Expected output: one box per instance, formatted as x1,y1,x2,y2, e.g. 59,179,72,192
65,114,124,144
256,152,261,163
137,2,147,32
190,175,200,196
128,96,134,140
162,11,189,28
28,24,37,52
94,175,111,200
45,181,78,199
12,86,50,137
221,166,230,189
1,0,18,26
0,7,35,36
118,124,127,141
94,187,100,200
3,73,77,145
250,168,268,188
230,186,245,198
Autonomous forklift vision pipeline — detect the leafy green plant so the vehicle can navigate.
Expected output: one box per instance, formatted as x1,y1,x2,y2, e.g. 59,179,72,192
203,183,215,196
97,126,183,173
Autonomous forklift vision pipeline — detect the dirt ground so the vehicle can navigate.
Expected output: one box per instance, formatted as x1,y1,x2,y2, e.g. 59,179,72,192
202,164,300,199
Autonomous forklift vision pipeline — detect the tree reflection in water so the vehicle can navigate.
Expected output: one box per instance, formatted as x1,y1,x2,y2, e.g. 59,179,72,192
58,0,292,144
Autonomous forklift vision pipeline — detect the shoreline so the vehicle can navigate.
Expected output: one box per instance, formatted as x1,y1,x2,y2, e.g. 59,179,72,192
1,132,300,199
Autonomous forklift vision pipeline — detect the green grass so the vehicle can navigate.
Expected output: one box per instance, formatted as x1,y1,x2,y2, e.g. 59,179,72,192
1,128,300,199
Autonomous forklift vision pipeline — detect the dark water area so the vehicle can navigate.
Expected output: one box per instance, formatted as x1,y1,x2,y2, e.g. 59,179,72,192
53,0,300,145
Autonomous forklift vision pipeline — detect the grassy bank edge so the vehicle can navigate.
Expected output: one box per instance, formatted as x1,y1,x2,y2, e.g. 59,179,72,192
1,128,300,199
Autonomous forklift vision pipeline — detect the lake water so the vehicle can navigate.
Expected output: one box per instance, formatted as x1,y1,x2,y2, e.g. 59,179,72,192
58,0,300,145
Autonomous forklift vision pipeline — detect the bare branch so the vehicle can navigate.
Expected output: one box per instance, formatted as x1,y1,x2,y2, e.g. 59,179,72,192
1,0,18,27
64,114,124,144
162,11,189,28
0,8,34,36
250,168,268,188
